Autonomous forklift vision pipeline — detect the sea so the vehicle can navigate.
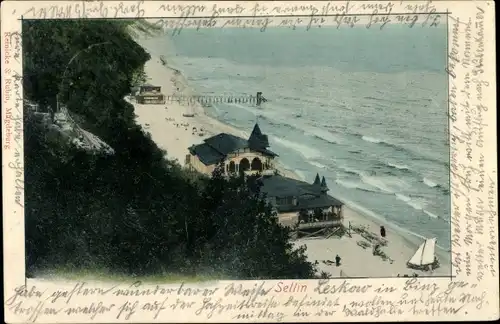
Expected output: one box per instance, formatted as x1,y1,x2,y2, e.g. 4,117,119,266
139,24,451,250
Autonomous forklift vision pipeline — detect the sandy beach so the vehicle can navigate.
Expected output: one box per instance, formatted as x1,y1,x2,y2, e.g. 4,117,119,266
129,31,451,279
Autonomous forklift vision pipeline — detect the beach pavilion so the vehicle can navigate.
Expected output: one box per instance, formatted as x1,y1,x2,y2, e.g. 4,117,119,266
186,123,278,176
258,173,345,238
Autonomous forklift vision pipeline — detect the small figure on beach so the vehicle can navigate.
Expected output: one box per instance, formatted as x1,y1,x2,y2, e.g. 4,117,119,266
335,254,341,267
380,226,386,238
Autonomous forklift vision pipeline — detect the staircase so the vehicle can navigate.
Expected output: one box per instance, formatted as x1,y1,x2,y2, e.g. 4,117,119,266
56,106,115,155
27,100,115,156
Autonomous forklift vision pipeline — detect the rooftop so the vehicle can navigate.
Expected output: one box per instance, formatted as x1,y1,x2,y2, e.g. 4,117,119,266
248,123,270,150
258,173,343,212
204,133,248,156
189,123,278,166
189,141,224,165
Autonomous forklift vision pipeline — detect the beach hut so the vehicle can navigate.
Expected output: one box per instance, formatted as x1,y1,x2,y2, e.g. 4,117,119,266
259,173,344,239
136,84,166,104
406,238,440,271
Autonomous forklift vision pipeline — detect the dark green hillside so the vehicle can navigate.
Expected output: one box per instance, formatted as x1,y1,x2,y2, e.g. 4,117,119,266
23,20,316,280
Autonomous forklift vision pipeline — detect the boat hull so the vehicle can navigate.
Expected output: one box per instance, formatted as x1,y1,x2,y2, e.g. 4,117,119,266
406,256,440,271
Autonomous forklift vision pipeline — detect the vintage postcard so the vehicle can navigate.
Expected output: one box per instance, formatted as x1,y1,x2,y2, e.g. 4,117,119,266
2,0,498,322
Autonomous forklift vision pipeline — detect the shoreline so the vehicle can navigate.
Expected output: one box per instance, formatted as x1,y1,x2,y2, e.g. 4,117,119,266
129,29,451,278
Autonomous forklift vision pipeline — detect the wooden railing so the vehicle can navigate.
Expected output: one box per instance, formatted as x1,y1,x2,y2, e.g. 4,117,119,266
298,212,342,224
297,219,342,230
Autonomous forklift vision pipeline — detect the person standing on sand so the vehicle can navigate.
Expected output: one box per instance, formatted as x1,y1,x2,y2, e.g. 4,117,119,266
380,225,386,238
335,254,341,267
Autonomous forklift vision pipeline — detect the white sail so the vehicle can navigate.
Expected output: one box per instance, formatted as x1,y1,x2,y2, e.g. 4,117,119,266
422,238,436,264
408,238,436,266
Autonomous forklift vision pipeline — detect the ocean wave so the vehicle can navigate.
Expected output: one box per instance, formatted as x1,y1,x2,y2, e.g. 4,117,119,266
304,128,341,145
387,162,410,171
395,193,411,203
308,161,328,169
362,135,383,144
423,209,440,220
338,165,363,177
266,119,293,129
423,177,440,188
360,175,395,194
395,194,427,211
353,132,449,169
363,95,408,106
369,161,414,178
310,134,338,145
359,134,408,154
402,149,450,169
422,178,450,195
224,103,344,149
335,179,379,193
360,174,409,194
271,136,322,159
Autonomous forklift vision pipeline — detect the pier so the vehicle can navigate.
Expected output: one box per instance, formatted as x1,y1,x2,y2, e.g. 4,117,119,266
165,92,267,106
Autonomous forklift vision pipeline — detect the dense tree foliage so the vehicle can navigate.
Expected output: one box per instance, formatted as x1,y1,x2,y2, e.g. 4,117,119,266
23,20,316,279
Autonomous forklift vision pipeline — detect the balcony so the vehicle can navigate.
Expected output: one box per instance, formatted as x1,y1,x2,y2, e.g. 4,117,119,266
299,211,342,223
297,219,343,230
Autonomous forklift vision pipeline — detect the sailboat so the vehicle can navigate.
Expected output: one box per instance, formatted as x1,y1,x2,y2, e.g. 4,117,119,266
406,237,440,271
